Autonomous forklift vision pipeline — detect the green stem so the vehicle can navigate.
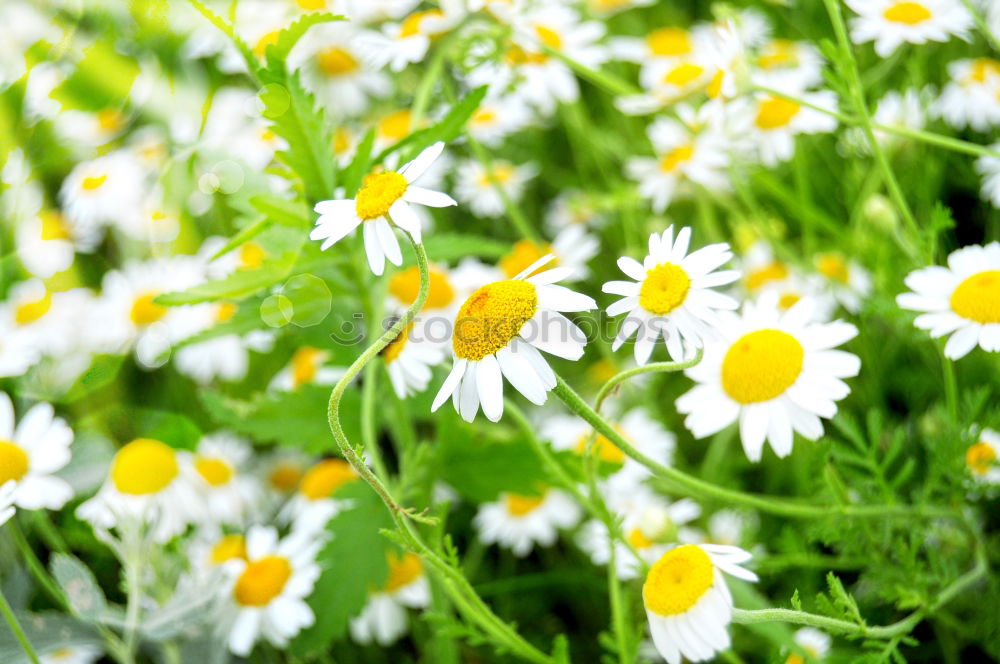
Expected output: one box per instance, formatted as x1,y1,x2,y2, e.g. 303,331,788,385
0,585,41,664
594,349,703,413
941,347,959,422
607,541,631,664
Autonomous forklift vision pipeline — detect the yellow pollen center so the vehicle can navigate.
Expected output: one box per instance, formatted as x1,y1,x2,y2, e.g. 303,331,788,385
534,25,563,50
662,63,705,87
234,556,292,607
384,551,423,592
574,431,627,465
966,442,996,475
646,28,691,56
473,109,497,126
779,293,801,310
96,109,124,132
400,10,444,38
499,240,554,279
643,545,714,616
268,463,302,492
253,31,280,58
758,40,798,70
130,292,167,326
378,110,413,142
659,144,694,173
949,270,1000,323
382,323,411,364
883,2,932,25
299,459,356,500
756,96,801,129
722,329,804,404
746,261,789,291
355,172,408,221
15,292,52,325
817,253,850,284
0,441,29,484
82,174,107,191
968,58,1000,83
786,655,805,664
195,457,234,487
639,263,691,315
297,0,326,9
390,266,455,310
333,127,352,154
239,242,266,270
290,347,325,388
317,47,358,76
39,211,70,240
452,281,538,360
215,302,238,323
111,438,178,496
505,492,545,516
210,534,247,564
628,527,655,550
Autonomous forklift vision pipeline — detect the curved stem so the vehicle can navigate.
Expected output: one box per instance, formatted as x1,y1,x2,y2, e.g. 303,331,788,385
594,348,703,414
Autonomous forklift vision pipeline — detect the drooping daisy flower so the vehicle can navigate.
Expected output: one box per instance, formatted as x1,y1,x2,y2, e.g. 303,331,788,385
269,347,348,391
431,255,597,423
966,429,1000,485
382,323,446,398
282,459,357,534
896,242,1000,359
225,526,323,656
77,438,197,543
497,226,598,282
643,544,757,664
473,488,582,557
349,551,431,646
934,58,1000,132
786,628,832,663
454,159,537,219
677,295,861,462
0,393,74,511
747,90,838,166
186,433,260,527
312,142,457,275
813,252,872,314
845,0,972,57
604,226,739,365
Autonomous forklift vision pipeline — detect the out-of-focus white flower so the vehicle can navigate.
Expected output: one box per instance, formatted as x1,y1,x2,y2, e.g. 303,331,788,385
0,393,74,511
454,159,536,218
845,0,972,57
349,551,431,645
934,58,1000,132
473,488,582,556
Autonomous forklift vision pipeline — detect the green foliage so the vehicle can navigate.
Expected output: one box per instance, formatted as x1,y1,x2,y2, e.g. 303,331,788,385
0,612,102,664
49,39,139,112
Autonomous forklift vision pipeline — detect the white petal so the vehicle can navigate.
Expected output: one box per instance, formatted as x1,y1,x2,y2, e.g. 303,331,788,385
476,354,505,422
363,222,386,275
537,285,597,312
433,359,468,411
496,347,547,405
944,324,980,359
388,200,422,242
618,256,646,281
739,405,769,462
400,141,445,182
459,362,480,422
375,219,403,266
404,186,457,208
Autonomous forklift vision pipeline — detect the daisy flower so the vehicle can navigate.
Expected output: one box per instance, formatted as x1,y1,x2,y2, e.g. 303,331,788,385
603,226,740,365
225,526,323,656
258,449,312,506
747,90,839,166
37,644,103,664
677,295,860,462
382,323,446,398
431,255,598,423
174,325,274,385
545,190,607,234
467,94,534,147
59,152,147,238
609,26,702,66
0,393,74,511
15,209,85,278
966,429,1000,485
473,488,582,557
813,252,872,314
269,347,347,391
872,88,929,146
975,143,1000,208
188,529,250,580
454,159,536,218
586,0,655,17
751,39,824,93
845,0,972,57
282,459,358,534
896,242,1000,359
358,9,459,72
0,481,14,526
787,628,832,663
312,142,457,275
77,438,198,543
186,433,260,527
642,544,757,664
0,315,40,378
349,551,431,646
934,58,1000,132
498,226,598,282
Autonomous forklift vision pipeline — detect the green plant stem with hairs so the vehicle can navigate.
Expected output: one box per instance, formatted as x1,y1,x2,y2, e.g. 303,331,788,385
593,349,704,413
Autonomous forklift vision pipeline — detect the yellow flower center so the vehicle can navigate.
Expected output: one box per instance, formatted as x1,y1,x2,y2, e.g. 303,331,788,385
659,144,694,173
215,302,238,323
646,27,691,57
81,174,108,191
746,260,789,291
333,127,352,154
643,545,714,616
0,441,29,484
290,347,325,388
239,242,266,270
968,58,1000,83
210,534,248,565
195,457,234,487
504,492,545,516
355,172,408,221
316,47,358,76
534,25,563,50
299,459,356,500
378,109,413,142
472,109,497,127
574,431,626,465
389,266,455,310
816,253,850,284
628,527,655,550
297,0,326,9
506,45,548,66
452,281,538,360
233,555,292,607
639,263,691,315
39,210,70,240
477,163,516,189
966,442,997,475
779,292,801,310
756,96,801,129
382,323,411,364
15,291,52,325
785,655,805,664
949,270,1000,324
253,30,280,58
758,40,799,70
883,2,932,25
384,551,423,592
400,10,444,38
662,63,705,87
499,240,554,279
268,463,302,492
721,329,804,404
96,109,125,133
130,292,167,326
111,438,178,496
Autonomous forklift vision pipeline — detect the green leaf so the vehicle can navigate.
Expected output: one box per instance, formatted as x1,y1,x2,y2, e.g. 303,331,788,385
50,554,111,624
291,482,393,654
60,355,124,403
102,408,202,451
250,194,313,229
375,86,488,165
50,39,139,112
265,12,344,63
339,127,376,196
0,611,102,664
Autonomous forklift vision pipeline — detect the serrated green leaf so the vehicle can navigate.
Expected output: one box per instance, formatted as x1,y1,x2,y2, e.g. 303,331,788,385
265,12,344,63
375,86,488,165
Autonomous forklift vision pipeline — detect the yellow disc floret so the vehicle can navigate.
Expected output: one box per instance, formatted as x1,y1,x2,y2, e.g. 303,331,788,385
504,492,545,516
499,240,555,279
746,261,789,291
384,551,423,592
317,47,359,76
966,442,996,475
950,270,1000,324
883,2,932,25
210,534,248,565
662,63,704,87
755,96,801,130
389,266,455,310
722,329,805,404
659,145,694,173
355,172,408,221
400,10,445,38
646,27,691,57
233,555,292,607
15,291,52,325
111,438,178,496
195,457,234,487
0,441,29,484
574,431,627,465
643,545,714,616
640,263,691,315
299,459,356,500
130,292,167,326
452,281,537,360
39,211,70,240
816,253,850,284
268,463,302,492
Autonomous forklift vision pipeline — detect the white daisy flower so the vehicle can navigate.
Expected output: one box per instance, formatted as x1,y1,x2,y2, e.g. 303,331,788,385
467,94,534,147
677,295,861,462
975,143,1000,208
0,481,14,527
188,529,250,580
349,551,431,646
934,58,1000,132
382,323,446,398
357,9,459,72
0,393,74,511
643,544,757,664
199,87,284,172
174,325,274,385
312,142,457,275
845,0,972,57
15,209,92,277
747,90,839,166
52,108,130,151
787,627,832,663
0,314,40,378
586,0,655,15
896,242,1000,359
116,193,181,244
431,255,598,423
38,644,103,664
454,159,537,219
751,39,824,93
966,428,1000,485
258,449,312,505
473,488,582,557
282,459,358,534
186,433,260,527
813,252,872,314
609,26,703,66
497,226,598,282
705,509,754,547
604,226,740,365
872,88,929,145
545,190,607,234
59,152,147,238
224,525,323,656
77,438,198,543
269,347,348,391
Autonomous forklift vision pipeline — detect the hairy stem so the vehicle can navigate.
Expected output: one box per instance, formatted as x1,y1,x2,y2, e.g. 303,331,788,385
594,349,704,413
